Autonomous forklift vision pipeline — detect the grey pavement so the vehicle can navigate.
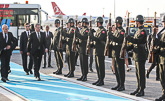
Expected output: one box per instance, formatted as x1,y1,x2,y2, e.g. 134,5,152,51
0,52,162,101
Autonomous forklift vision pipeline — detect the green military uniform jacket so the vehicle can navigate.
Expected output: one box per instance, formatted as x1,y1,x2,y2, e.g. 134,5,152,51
127,26,147,61
52,27,61,51
110,27,125,58
155,32,165,64
64,26,79,52
77,26,89,54
91,26,106,56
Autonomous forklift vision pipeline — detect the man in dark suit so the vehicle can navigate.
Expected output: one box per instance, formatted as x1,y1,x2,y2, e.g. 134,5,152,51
20,23,33,75
0,24,16,82
43,25,53,68
27,23,48,81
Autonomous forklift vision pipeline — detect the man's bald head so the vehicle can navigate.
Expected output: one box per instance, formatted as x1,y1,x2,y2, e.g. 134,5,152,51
2,24,8,33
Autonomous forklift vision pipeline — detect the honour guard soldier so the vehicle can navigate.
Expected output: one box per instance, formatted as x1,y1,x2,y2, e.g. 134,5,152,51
76,18,89,81
126,15,147,97
90,17,106,86
110,16,125,91
63,18,79,77
51,19,64,75
155,15,165,101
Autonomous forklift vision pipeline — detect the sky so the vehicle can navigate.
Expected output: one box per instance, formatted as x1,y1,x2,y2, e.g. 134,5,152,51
1,0,165,19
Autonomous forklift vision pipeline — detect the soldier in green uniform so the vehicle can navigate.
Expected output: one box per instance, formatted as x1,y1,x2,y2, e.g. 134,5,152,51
51,19,63,75
155,15,165,101
63,18,78,77
126,15,147,97
90,17,106,86
76,18,89,81
109,16,125,91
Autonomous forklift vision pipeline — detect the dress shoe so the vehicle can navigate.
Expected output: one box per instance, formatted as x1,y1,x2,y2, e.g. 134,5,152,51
127,68,132,72
96,81,104,86
77,76,83,81
56,71,62,75
156,77,160,81
136,90,144,97
155,94,165,101
111,85,120,90
26,72,29,75
42,66,46,68
146,70,150,78
1,77,6,82
81,76,87,81
64,72,70,77
130,88,139,95
67,73,74,78
92,80,100,85
29,70,33,74
48,65,53,68
53,70,59,74
6,78,9,81
89,68,93,72
36,77,41,81
117,86,125,91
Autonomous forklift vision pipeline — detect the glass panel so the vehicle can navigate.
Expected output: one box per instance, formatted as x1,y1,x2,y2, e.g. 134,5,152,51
30,15,38,25
18,15,29,28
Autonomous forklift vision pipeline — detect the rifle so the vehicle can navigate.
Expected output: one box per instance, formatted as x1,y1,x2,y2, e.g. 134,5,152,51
86,15,92,55
58,16,63,49
72,15,78,52
104,13,112,56
120,12,130,59
148,12,157,63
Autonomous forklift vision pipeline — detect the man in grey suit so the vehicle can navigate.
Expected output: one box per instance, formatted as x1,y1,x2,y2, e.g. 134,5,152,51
43,25,53,68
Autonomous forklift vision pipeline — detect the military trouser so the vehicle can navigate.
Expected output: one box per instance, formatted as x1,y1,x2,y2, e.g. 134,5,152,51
89,48,93,68
54,49,63,71
147,54,159,78
113,57,125,86
159,64,165,94
95,55,105,81
135,60,146,91
67,51,75,73
80,53,88,76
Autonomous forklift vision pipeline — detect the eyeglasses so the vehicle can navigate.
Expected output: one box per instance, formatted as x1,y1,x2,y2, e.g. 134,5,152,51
26,26,30,27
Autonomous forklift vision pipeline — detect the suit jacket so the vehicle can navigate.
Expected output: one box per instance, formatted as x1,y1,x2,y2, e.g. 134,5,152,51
0,32,17,56
20,31,30,53
45,31,53,48
27,31,48,55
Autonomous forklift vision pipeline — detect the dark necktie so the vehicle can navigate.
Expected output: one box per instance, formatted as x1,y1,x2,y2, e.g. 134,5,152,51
5,33,7,42
47,32,49,39
37,32,40,42
28,32,30,38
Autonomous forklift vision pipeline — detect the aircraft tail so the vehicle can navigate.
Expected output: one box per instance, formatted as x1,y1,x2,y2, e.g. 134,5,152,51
51,2,65,15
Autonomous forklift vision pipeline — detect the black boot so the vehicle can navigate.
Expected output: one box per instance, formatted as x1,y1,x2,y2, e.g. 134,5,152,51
77,76,83,81
96,80,104,86
155,94,165,101
111,85,120,90
117,85,125,91
136,90,144,97
92,79,100,85
56,70,62,75
81,76,87,81
67,72,74,78
64,72,70,77
53,70,59,74
130,88,139,95
146,70,150,78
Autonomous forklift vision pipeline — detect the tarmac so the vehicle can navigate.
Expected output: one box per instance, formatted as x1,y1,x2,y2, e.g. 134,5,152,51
0,51,163,101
